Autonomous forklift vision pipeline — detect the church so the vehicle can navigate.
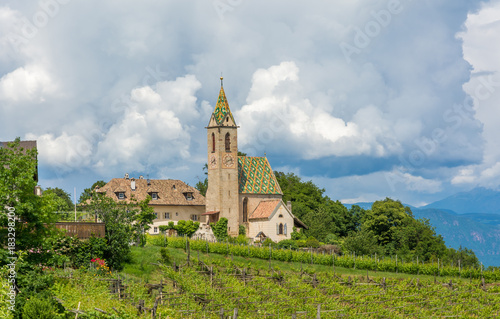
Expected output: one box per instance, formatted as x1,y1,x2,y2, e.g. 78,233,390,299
203,78,306,241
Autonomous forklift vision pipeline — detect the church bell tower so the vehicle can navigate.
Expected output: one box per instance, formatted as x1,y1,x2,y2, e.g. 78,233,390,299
205,77,240,236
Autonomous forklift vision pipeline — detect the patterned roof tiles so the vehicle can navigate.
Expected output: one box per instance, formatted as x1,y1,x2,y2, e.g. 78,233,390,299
238,156,282,195
213,86,235,125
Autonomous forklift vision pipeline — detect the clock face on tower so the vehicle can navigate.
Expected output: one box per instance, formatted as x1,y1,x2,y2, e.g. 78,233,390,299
223,154,234,168
209,154,217,168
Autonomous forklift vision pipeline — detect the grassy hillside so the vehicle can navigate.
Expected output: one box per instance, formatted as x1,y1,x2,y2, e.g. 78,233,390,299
50,244,500,318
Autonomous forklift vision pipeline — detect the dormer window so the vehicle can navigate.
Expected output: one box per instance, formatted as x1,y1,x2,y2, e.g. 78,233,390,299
117,192,125,199
151,192,158,200
184,192,194,201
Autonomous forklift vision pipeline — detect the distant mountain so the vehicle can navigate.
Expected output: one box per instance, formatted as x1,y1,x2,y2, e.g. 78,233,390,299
423,187,500,215
413,208,500,267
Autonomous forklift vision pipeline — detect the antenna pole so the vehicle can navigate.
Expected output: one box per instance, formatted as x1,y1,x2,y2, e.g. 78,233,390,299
74,187,77,222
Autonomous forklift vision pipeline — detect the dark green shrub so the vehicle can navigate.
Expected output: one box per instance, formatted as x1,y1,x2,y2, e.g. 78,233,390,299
238,224,246,236
305,236,321,248
22,295,60,319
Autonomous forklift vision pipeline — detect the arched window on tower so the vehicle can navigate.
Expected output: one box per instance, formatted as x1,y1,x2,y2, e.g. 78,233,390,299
225,133,231,152
243,197,248,222
212,133,215,153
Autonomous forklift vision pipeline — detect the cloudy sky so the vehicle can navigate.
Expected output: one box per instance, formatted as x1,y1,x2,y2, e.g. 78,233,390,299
1,0,499,206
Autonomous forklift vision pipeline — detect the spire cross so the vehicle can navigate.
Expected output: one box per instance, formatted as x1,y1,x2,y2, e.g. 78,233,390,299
220,75,223,87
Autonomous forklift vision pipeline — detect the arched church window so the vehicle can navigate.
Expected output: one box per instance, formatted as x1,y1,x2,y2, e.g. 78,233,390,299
278,223,284,235
212,133,215,153
225,133,231,152
243,197,248,222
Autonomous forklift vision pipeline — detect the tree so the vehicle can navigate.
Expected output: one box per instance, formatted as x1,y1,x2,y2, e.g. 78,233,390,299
0,138,59,250
134,197,156,246
174,220,200,237
86,193,138,270
78,180,106,204
44,187,73,212
345,205,365,234
212,217,228,241
195,164,208,196
363,198,411,246
301,206,332,242
274,172,327,218
343,229,384,256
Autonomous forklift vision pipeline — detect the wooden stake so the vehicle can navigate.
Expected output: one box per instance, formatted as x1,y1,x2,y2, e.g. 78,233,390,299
75,302,80,319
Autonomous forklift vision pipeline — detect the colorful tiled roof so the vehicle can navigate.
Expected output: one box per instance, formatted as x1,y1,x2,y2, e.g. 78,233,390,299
213,85,235,125
238,157,283,194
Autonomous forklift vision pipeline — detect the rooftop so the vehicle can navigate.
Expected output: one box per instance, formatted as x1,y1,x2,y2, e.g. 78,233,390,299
97,177,205,206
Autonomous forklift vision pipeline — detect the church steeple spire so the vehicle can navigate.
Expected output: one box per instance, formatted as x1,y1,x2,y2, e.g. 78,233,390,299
209,77,236,127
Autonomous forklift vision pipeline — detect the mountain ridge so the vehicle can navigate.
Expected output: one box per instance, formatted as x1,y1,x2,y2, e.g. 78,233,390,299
343,187,500,267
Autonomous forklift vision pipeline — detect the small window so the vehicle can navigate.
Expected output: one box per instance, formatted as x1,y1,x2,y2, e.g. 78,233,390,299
243,197,248,222
225,132,231,152
191,214,199,221
176,212,178,216
164,212,170,219
151,193,158,200
154,213,158,219
212,132,215,153
184,192,193,201
278,214,283,218
118,192,125,199
277,223,284,235
154,227,158,233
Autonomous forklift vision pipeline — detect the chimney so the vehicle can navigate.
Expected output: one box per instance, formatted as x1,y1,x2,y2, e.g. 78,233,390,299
34,185,42,196
287,200,292,213
139,175,144,179
131,178,136,191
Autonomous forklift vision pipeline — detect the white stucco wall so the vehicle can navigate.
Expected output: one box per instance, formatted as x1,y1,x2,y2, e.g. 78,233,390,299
147,205,205,234
248,203,294,242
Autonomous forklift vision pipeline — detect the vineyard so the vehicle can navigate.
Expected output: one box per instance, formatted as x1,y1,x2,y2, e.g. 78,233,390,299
156,257,500,318
50,242,500,318
155,236,500,281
